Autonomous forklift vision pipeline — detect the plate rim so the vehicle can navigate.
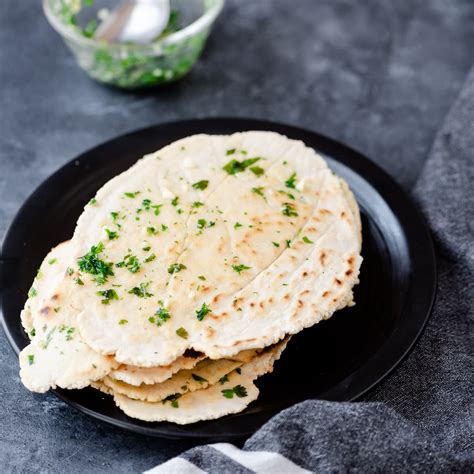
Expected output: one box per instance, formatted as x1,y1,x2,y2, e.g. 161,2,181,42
0,117,437,439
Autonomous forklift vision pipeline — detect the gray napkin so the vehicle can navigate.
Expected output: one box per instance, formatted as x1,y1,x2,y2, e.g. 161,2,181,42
149,68,474,473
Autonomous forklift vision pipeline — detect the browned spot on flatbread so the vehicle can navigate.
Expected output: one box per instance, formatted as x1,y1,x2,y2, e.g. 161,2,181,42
320,209,332,215
250,302,255,308
347,256,354,265
212,294,221,304
307,227,317,232
51,294,59,301
40,306,50,315
345,269,353,276
335,278,342,286
268,297,274,303
322,291,330,298
259,301,265,309
300,290,310,296
283,294,290,300
297,300,304,308
320,250,327,266
302,271,308,277
200,286,210,293
232,338,257,346
205,327,215,338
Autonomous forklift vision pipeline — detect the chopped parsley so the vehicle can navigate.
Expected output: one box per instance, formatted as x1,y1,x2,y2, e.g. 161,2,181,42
197,219,215,230
48,258,57,265
223,157,261,175
226,148,236,155
128,282,153,298
171,196,179,206
231,264,251,274
152,204,163,216
142,198,151,210
29,328,36,338
218,374,229,385
28,287,37,298
282,202,298,217
285,172,297,189
58,325,75,341
149,305,171,327
116,254,141,273
77,242,114,285
147,226,157,235
66,267,74,276
196,302,211,321
89,197,97,205
105,228,118,240
161,224,168,232
118,319,128,325
176,327,189,339
234,222,243,229
144,254,156,263
191,374,208,384
97,289,119,304
124,191,140,198
197,275,206,281
142,245,151,251
162,393,181,408
27,354,35,366
272,241,280,247
302,236,314,244
222,385,247,399
286,239,292,248
192,180,209,191
168,263,187,274
192,201,204,208
252,187,266,200
250,166,264,177
74,277,84,286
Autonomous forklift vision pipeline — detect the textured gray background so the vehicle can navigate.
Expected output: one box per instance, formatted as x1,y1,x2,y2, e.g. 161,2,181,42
1,0,473,472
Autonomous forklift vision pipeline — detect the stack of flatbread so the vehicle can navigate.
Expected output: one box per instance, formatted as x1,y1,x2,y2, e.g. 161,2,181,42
19,131,362,424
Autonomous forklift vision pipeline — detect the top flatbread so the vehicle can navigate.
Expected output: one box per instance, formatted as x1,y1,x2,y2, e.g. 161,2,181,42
65,131,362,366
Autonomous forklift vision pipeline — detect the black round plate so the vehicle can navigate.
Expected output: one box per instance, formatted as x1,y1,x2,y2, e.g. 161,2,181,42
1,118,436,440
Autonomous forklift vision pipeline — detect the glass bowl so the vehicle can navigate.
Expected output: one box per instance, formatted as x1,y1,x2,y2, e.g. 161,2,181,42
43,0,224,89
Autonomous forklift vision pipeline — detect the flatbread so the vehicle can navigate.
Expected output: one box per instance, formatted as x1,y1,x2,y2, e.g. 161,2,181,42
110,353,205,386
19,241,118,392
64,131,361,367
103,358,243,402
110,339,287,424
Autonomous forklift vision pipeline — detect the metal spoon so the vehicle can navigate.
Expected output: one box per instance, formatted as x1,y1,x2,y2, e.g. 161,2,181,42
95,0,171,44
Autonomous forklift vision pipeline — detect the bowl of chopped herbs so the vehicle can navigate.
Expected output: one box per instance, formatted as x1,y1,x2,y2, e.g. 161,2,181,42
43,0,224,89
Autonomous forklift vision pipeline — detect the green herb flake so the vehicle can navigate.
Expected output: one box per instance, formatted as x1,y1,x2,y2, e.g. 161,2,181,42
250,166,264,177
97,289,119,305
171,196,179,207
161,224,168,232
117,319,128,325
89,197,97,205
142,245,151,251
226,148,236,155
176,327,189,339
197,275,206,281
285,172,297,189
66,267,74,276
28,287,37,298
74,277,84,286
222,385,248,399
144,254,156,263
77,242,114,285
236,368,242,374
28,354,35,366
128,282,153,298
142,198,151,210
124,191,140,198
302,236,314,244
48,258,57,265
234,222,243,229
29,328,36,338
191,374,208,384
152,204,163,216
147,227,157,235
231,263,251,274
272,241,280,247
192,180,209,191
223,157,261,175
162,393,181,408
282,202,298,217
168,263,187,274
192,201,204,208
149,306,171,327
196,302,211,321
218,374,229,385
105,228,118,240
252,187,266,199
286,240,292,248
116,254,141,273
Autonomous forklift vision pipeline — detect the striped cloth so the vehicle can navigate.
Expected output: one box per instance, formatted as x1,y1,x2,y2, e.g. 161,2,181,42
148,68,474,473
